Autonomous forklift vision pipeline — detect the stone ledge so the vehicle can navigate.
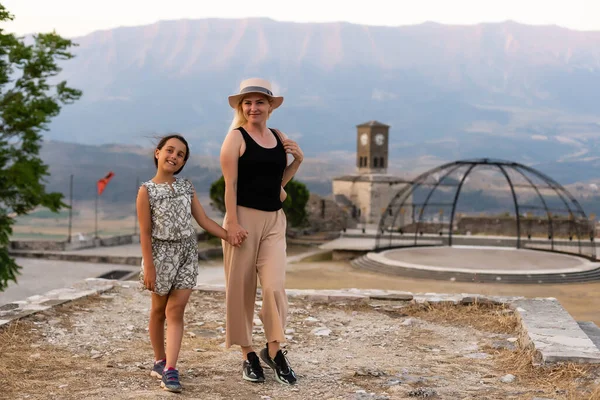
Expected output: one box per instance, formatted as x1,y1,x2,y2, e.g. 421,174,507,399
0,278,115,329
578,321,600,349
513,298,600,365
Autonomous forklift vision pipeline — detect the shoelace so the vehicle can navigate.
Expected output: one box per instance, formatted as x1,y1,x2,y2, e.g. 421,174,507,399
164,369,179,382
275,350,292,374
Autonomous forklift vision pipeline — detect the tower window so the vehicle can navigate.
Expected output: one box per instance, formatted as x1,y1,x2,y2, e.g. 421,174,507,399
374,157,379,167
380,157,385,168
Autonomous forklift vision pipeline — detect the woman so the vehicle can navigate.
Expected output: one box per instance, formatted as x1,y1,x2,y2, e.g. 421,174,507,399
220,78,303,385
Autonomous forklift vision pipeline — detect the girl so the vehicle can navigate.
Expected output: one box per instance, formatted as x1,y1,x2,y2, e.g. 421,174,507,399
137,134,241,393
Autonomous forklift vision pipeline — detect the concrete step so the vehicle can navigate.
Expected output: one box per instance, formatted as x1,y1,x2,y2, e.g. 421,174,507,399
514,299,600,364
578,321,600,349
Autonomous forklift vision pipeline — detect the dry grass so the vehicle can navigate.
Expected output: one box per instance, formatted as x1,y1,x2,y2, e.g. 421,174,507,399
0,300,154,400
0,320,74,395
400,300,519,333
483,339,600,400
395,301,600,399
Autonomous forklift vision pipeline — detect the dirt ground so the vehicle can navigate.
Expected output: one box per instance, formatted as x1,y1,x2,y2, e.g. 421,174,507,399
285,260,600,327
1,287,599,400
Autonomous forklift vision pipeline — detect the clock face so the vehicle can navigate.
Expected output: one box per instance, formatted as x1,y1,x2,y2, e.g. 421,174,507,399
360,133,368,146
375,133,385,146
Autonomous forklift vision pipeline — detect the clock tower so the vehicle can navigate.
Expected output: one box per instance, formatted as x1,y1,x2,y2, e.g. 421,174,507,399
356,120,389,174
333,120,411,229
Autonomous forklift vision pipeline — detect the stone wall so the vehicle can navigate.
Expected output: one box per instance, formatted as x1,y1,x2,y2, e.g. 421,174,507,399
400,222,448,234
396,216,595,238
10,240,68,251
332,180,373,222
457,216,594,238
369,182,411,227
10,232,213,253
332,178,412,226
10,234,138,252
99,234,136,247
305,193,356,232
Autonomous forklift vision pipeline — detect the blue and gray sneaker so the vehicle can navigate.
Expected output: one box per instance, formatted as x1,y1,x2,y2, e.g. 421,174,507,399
161,368,183,393
150,359,166,379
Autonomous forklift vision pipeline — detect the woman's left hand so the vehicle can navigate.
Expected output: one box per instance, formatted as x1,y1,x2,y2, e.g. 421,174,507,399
283,139,303,163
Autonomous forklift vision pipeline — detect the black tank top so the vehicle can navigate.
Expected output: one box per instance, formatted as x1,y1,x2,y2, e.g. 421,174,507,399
236,127,287,211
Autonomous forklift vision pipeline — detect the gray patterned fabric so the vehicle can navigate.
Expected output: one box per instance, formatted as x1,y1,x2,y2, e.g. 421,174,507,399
140,236,198,295
143,178,195,241
139,178,198,295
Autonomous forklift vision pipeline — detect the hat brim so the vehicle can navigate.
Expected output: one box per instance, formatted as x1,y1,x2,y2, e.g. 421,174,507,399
228,92,284,110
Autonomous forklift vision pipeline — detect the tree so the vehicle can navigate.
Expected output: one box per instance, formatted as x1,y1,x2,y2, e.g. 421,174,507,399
282,178,309,227
209,175,226,215
208,175,310,227
0,4,82,291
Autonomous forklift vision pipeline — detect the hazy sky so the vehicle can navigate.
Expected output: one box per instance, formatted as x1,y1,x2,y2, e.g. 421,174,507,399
2,0,598,37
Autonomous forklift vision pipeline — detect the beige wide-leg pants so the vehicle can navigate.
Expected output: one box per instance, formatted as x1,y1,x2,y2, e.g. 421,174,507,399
222,206,288,348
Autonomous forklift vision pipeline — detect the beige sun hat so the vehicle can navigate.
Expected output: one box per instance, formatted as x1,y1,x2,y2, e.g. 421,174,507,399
228,78,284,109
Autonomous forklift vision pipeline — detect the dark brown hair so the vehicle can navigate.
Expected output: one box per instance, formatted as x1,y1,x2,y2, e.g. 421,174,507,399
154,134,190,175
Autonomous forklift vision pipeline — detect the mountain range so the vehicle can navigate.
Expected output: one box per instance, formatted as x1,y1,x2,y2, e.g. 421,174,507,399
19,17,600,209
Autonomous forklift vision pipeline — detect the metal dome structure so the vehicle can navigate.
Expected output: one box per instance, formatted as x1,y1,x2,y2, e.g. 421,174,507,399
376,159,596,259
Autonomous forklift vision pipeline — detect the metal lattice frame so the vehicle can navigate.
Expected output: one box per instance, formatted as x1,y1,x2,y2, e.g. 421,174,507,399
375,159,595,259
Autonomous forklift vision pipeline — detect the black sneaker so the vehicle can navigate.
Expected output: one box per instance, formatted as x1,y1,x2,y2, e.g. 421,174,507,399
259,344,297,385
242,352,265,383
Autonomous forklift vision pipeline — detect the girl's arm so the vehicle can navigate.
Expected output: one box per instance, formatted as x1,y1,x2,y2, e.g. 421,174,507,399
220,130,248,245
277,130,303,187
136,186,155,291
191,190,232,243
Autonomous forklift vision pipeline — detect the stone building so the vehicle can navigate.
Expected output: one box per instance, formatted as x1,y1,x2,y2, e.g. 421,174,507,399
332,121,412,228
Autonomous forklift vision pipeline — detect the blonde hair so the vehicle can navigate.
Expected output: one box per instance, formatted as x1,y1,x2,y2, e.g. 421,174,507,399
227,95,274,133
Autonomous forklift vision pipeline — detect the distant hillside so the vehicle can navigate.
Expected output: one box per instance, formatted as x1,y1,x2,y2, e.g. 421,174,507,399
40,141,220,204
39,140,346,203
42,18,600,173
38,140,600,217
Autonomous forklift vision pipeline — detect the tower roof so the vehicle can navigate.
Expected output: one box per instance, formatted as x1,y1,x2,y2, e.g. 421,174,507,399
356,120,390,128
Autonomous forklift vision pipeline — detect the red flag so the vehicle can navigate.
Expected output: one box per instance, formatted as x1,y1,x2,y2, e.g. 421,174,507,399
97,171,115,196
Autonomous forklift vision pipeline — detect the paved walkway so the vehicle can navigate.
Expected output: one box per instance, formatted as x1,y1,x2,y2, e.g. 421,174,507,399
0,258,138,305
1,245,328,306
0,254,226,306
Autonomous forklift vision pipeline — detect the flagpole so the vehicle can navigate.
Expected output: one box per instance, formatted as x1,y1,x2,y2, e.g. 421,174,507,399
134,176,139,235
68,174,73,243
95,190,98,239
95,171,114,241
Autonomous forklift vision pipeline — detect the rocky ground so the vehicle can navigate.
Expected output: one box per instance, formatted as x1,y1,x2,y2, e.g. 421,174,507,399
1,286,599,400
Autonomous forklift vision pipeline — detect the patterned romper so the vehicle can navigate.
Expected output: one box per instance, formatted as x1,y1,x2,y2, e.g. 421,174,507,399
139,178,198,296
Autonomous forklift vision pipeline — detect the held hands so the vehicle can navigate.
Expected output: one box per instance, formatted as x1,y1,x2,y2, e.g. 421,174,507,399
224,220,248,247
283,139,303,163
144,264,156,292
